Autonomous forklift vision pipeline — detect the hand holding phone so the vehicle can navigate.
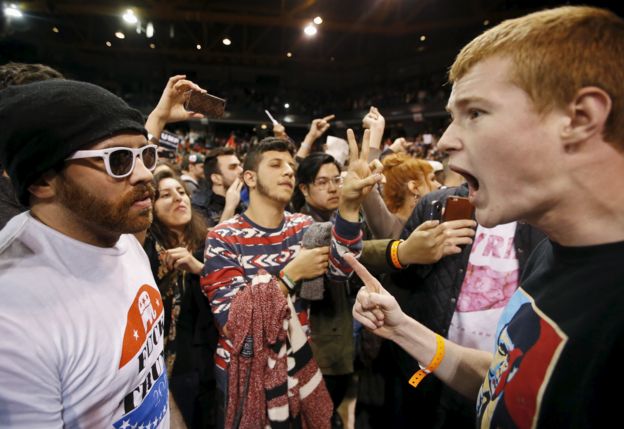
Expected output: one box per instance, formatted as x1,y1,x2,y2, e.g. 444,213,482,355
442,196,475,222
427,200,443,221
184,90,226,118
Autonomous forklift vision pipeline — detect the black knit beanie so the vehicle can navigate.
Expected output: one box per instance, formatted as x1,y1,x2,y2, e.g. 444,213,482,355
0,79,147,205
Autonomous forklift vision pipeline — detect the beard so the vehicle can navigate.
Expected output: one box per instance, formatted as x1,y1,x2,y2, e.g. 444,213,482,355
57,174,154,235
256,174,292,205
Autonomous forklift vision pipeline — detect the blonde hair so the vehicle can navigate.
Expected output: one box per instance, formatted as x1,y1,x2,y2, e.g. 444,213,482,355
449,6,624,144
382,153,433,213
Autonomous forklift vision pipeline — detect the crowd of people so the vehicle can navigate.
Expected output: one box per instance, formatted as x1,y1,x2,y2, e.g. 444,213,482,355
0,5,622,429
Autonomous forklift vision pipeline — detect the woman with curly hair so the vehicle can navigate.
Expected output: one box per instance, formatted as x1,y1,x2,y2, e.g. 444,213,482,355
144,169,217,428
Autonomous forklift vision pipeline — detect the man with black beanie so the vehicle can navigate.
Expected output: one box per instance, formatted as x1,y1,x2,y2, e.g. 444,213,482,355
0,80,170,428
0,61,65,229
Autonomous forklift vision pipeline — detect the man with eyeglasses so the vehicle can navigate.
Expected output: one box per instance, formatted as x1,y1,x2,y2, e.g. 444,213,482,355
0,80,169,428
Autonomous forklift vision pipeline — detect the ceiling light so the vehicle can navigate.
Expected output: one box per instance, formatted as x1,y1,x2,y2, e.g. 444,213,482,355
313,16,323,25
304,24,317,37
196,44,202,50
420,35,426,42
122,9,138,25
286,52,293,58
284,103,290,109
4,4,23,18
260,124,267,130
52,27,59,33
222,38,231,46
146,22,154,38
483,19,490,26
115,31,125,39
106,41,112,47
149,43,155,49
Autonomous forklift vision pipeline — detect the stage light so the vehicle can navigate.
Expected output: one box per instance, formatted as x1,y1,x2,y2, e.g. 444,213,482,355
222,38,231,46
286,52,293,58
284,103,290,109
146,22,154,38
106,41,112,47
52,27,59,33
196,44,202,50
149,43,155,49
313,16,323,25
4,4,22,18
122,9,138,25
420,35,426,42
304,24,317,37
115,31,125,39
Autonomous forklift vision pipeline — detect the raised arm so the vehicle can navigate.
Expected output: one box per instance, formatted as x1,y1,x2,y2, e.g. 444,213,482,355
296,114,335,160
145,75,206,139
359,107,407,238
346,254,491,400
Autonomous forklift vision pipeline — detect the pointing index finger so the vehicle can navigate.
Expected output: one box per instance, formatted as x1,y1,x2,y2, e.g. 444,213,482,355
344,253,380,293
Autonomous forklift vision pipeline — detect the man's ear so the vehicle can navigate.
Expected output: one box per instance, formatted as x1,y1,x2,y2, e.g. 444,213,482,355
243,170,256,189
299,183,309,198
210,173,223,187
27,170,58,201
561,86,612,151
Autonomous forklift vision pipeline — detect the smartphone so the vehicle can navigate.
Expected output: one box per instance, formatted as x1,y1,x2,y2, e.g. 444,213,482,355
442,196,475,222
184,90,226,118
427,200,443,221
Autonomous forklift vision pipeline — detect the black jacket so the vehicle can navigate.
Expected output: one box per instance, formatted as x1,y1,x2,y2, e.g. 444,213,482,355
191,181,244,228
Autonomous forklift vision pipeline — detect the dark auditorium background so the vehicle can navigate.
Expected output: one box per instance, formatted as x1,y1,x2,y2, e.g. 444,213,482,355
1,0,621,145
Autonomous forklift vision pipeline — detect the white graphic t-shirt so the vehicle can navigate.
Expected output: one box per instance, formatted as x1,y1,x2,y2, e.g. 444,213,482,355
448,222,519,351
0,213,170,428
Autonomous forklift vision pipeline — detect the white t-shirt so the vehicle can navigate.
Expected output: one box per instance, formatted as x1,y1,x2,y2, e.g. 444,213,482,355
448,222,519,351
0,213,170,429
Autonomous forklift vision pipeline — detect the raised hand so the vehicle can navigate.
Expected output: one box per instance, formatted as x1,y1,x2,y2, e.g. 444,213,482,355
362,106,385,150
219,177,244,223
398,219,476,265
146,75,206,138
224,177,243,210
306,114,335,141
273,122,287,139
345,253,405,339
389,137,412,154
339,129,383,220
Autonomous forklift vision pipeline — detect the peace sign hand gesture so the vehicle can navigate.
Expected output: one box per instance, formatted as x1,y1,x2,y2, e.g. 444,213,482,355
339,128,383,222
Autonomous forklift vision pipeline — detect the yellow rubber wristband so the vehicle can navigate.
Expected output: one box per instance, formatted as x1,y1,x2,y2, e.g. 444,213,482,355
408,334,445,388
390,239,405,269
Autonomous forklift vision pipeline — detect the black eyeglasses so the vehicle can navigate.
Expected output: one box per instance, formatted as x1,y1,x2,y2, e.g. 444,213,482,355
312,176,343,189
66,144,158,178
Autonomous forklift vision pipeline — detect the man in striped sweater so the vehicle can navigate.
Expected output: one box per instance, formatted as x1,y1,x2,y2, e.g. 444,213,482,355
201,135,380,427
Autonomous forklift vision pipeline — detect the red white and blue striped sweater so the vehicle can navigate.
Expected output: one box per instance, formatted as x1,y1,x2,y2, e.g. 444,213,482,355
200,211,363,373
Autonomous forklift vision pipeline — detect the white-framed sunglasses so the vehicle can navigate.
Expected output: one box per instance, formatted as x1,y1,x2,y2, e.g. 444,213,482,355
66,144,159,179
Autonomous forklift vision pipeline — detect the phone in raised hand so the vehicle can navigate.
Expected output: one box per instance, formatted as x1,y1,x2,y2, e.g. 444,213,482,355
184,90,226,118
442,196,475,222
